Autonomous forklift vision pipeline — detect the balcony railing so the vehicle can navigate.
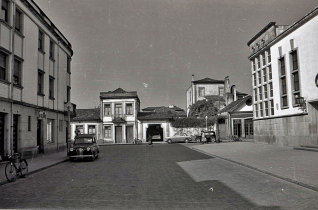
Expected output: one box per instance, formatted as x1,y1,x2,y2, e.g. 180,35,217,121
112,114,126,123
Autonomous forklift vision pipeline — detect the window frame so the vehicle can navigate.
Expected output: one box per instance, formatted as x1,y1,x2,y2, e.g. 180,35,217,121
38,30,44,52
49,76,55,100
15,8,23,33
104,104,111,116
290,49,301,106
0,51,7,81
13,58,22,86
37,70,44,96
1,0,9,23
198,87,205,97
49,39,55,60
279,56,288,108
126,103,133,115
88,125,96,134
104,125,111,138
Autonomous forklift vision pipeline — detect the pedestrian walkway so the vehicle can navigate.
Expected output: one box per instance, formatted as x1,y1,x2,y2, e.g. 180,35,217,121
189,142,318,191
0,150,68,185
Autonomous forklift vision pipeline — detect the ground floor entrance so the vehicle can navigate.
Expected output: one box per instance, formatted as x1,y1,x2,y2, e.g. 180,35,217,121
146,124,163,142
37,119,44,154
244,119,254,139
126,125,134,144
233,119,242,137
115,126,123,143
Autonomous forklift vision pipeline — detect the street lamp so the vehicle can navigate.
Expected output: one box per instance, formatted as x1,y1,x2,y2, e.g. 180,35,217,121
205,116,208,131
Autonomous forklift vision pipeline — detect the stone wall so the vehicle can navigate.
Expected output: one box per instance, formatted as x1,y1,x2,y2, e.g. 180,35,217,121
254,103,318,146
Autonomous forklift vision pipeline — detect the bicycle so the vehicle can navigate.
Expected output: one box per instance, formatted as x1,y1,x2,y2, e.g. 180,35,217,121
5,153,28,182
133,138,142,145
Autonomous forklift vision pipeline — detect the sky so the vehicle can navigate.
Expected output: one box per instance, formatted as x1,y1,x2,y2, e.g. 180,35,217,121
35,0,318,110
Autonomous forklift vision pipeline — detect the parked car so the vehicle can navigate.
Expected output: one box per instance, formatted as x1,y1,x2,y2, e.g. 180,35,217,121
201,131,216,143
166,133,192,144
69,134,99,161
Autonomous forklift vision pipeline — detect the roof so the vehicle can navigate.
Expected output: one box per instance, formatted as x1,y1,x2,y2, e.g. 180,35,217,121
100,88,139,100
219,95,252,113
71,108,101,122
247,22,276,46
142,106,185,112
236,91,248,96
248,6,318,58
192,77,224,84
138,106,186,121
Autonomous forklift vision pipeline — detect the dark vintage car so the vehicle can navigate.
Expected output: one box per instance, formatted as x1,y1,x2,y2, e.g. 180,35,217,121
69,134,99,161
202,131,217,143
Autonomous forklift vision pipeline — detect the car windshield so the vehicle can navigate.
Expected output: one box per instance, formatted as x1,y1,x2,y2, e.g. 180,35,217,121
75,138,93,144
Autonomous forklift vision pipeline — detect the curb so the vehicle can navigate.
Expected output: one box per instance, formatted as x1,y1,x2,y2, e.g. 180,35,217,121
190,146,318,193
0,158,68,186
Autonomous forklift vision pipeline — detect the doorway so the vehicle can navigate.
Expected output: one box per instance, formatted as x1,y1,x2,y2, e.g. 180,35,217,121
115,126,122,143
233,119,242,137
146,124,163,142
37,119,44,153
126,126,134,144
13,115,19,153
0,113,5,159
244,119,254,139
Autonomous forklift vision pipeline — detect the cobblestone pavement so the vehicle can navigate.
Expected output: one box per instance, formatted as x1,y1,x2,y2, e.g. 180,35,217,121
0,144,317,209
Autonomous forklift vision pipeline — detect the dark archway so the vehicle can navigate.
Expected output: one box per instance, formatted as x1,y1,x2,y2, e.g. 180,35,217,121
146,124,163,142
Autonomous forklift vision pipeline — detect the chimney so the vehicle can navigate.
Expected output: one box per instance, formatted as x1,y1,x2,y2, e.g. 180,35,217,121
192,74,195,81
232,85,237,101
224,76,230,93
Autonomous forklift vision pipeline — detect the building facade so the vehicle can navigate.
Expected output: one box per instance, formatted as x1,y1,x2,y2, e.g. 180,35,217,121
247,8,318,146
100,88,140,144
0,0,73,159
186,76,225,116
70,108,102,141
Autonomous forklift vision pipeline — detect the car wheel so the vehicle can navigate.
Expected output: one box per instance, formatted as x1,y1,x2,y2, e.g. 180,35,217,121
167,139,172,144
185,139,189,143
69,157,75,162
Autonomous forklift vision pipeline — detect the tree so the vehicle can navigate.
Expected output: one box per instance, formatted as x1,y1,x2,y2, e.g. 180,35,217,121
189,99,219,118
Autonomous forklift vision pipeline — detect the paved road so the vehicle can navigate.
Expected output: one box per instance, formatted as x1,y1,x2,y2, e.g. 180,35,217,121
0,144,317,209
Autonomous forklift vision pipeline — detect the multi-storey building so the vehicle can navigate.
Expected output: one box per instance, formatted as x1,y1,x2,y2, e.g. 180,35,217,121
247,8,318,146
100,88,140,144
0,0,73,159
186,76,225,116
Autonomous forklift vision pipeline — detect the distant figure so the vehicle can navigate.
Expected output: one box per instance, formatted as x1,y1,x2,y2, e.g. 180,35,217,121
75,128,81,139
148,135,153,145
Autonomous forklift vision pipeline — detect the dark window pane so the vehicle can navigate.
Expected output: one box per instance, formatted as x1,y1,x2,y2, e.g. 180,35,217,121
292,51,298,70
15,9,22,32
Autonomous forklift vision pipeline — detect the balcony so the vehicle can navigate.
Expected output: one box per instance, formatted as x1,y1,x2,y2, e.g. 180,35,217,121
112,114,126,123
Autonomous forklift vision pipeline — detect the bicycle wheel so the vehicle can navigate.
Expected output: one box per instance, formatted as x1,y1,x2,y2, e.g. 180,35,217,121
5,162,17,182
19,159,28,177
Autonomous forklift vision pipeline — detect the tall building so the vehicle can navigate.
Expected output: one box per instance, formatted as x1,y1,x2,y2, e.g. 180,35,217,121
100,88,140,144
186,75,225,116
0,0,73,159
247,8,318,146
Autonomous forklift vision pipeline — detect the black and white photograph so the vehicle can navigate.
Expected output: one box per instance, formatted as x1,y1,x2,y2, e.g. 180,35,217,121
0,0,318,209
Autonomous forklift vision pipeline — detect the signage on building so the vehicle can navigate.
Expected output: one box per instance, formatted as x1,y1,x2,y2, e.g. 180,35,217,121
37,110,47,119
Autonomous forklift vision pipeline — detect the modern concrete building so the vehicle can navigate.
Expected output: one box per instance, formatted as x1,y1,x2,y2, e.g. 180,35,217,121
186,75,225,116
247,8,318,146
0,0,73,160
100,88,140,144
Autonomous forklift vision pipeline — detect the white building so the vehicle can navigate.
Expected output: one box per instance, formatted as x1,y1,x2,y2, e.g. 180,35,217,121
0,0,73,159
247,8,318,146
100,88,140,144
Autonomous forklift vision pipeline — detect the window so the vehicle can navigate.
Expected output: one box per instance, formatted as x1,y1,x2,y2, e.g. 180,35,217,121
257,57,260,69
267,50,271,63
75,125,84,134
38,30,44,52
0,52,7,80
104,126,111,138
15,8,22,32
253,73,256,86
115,104,123,117
13,59,22,86
269,82,273,97
251,61,255,72
1,0,8,23
28,116,31,131
258,71,261,84
263,68,267,83
255,104,258,118
219,87,224,96
291,50,300,105
47,119,54,143
259,102,263,117
49,76,54,99
88,125,96,134
264,101,269,117
262,53,266,66
67,57,71,73
270,100,274,115
258,86,262,101
38,70,44,95
233,120,241,136
198,87,205,97
268,65,272,80
126,103,133,115
49,40,54,60
67,86,71,102
263,85,267,99
254,89,257,101
279,57,288,108
104,104,111,116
